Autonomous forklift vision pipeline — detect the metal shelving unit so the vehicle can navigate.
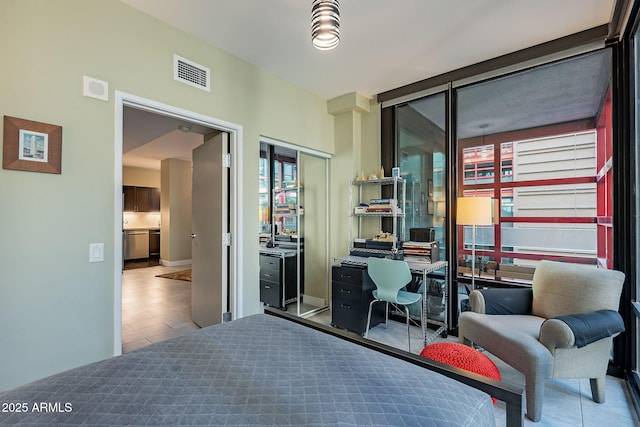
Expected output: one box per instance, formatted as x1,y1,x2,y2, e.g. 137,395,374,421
349,176,406,255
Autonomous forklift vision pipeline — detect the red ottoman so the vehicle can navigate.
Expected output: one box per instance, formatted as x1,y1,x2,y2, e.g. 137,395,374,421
420,342,501,403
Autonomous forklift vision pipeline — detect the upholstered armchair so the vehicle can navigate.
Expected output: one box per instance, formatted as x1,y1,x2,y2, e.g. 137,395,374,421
458,260,625,422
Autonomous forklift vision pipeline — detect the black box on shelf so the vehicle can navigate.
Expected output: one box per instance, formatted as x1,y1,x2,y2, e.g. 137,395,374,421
349,249,387,258
365,239,395,250
410,228,435,242
353,240,367,248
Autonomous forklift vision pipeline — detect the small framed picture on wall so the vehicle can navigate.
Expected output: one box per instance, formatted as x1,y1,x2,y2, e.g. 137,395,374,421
2,116,62,174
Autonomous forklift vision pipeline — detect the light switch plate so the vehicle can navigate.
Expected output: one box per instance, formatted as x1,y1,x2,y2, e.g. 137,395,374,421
89,243,104,263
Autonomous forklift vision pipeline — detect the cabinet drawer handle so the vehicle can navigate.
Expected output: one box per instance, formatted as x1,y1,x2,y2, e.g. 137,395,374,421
264,273,273,278
340,289,352,294
264,285,271,289
340,304,352,309
340,274,352,280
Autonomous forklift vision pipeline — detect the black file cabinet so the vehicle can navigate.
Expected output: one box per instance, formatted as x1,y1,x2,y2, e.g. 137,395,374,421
331,265,385,335
260,252,302,309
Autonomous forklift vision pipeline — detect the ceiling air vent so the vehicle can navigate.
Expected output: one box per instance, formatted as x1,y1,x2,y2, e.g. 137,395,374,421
174,54,210,92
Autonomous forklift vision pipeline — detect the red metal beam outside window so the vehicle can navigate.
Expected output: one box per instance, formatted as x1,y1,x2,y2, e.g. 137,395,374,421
457,117,609,280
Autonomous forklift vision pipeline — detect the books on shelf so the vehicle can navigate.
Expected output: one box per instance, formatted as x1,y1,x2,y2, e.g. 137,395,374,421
366,206,393,212
369,198,393,205
403,241,430,254
366,198,396,213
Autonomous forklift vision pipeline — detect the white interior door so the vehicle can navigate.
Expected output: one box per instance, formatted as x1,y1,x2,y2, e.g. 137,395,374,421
191,131,229,327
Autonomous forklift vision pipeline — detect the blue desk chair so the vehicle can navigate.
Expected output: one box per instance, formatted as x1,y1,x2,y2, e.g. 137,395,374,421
365,257,423,352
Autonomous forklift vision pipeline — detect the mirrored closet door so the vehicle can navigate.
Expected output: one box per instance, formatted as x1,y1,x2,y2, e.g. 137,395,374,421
258,138,330,317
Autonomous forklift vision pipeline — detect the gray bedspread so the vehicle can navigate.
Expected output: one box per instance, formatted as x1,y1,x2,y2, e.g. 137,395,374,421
0,314,494,426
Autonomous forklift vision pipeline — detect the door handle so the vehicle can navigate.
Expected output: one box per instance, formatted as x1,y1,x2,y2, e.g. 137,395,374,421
191,233,197,239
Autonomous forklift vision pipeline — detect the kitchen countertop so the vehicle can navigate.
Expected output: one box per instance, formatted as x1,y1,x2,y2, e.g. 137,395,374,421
123,227,160,231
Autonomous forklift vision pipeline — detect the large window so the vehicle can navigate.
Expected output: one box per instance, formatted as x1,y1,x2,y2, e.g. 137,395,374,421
456,50,613,285
459,129,601,275
388,48,614,331
396,92,447,259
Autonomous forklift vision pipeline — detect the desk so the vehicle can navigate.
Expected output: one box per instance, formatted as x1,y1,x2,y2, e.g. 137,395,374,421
332,255,448,347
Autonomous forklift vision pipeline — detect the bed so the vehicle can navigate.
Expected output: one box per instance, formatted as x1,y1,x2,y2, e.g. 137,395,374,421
0,308,522,426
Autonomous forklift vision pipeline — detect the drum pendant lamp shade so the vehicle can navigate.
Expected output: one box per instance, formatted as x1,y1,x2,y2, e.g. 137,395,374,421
312,0,340,50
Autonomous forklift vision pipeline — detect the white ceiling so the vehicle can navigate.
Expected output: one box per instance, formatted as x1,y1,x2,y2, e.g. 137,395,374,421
121,0,616,169
123,107,209,169
122,0,614,100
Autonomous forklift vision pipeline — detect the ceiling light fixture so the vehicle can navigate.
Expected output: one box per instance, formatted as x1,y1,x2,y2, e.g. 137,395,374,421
311,0,340,51
178,125,192,133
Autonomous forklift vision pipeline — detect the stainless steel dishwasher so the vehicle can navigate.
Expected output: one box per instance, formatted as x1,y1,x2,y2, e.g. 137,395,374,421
124,229,150,260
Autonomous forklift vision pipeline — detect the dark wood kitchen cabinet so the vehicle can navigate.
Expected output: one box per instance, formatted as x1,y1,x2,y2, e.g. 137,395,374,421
123,186,136,212
148,187,160,211
136,187,159,212
149,229,160,258
123,186,160,212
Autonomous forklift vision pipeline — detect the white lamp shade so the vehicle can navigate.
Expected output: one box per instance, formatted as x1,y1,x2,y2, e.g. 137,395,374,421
457,197,493,225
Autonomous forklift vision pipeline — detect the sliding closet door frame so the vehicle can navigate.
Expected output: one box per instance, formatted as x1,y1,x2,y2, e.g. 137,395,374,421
260,136,331,318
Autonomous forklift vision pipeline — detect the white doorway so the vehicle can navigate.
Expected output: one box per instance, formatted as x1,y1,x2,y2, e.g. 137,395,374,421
113,91,244,355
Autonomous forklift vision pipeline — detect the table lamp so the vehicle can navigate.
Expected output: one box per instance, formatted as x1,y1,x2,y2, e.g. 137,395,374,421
457,197,493,291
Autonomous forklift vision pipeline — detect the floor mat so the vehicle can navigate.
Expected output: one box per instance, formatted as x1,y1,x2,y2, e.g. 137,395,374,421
156,269,192,282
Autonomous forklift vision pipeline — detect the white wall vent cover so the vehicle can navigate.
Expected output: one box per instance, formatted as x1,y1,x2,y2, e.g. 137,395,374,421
174,54,210,92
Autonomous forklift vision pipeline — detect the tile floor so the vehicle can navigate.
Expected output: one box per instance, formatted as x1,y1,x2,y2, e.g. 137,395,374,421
121,264,199,353
309,310,640,427
122,265,639,426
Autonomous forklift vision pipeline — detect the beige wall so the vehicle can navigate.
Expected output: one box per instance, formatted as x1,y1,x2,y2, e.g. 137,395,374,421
0,0,336,391
328,94,381,259
160,158,193,264
123,166,161,188
362,100,382,178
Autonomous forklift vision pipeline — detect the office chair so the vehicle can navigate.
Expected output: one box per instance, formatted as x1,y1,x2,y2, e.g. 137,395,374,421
365,257,423,352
